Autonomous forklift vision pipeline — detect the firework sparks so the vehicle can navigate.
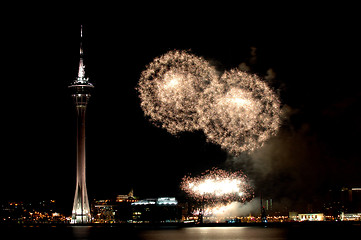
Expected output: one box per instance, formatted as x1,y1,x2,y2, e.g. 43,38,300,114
182,168,254,223
137,50,282,154
181,168,253,203
137,50,218,134
198,202,238,217
197,69,282,154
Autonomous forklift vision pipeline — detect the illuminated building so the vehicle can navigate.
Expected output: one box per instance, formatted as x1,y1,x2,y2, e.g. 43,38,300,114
92,200,116,224
0,200,69,223
298,213,325,221
131,197,181,223
91,191,139,223
265,199,273,211
348,188,361,213
116,189,138,203
339,188,361,221
288,212,325,222
324,187,361,220
69,25,94,224
115,190,138,223
340,212,361,221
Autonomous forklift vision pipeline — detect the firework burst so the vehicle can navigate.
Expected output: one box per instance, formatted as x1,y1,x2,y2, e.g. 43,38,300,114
197,69,282,154
181,168,253,203
137,50,218,134
137,50,282,154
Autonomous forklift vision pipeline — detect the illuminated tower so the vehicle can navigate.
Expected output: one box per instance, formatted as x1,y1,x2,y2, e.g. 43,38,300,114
69,25,93,224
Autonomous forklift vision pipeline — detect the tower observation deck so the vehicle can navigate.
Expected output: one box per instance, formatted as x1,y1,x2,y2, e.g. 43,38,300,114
69,25,93,224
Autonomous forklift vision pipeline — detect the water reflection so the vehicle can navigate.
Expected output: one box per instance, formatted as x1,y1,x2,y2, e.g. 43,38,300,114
139,226,286,240
2,224,358,240
71,226,92,240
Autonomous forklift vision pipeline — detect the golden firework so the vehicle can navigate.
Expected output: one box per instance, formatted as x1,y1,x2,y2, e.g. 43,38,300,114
197,69,281,154
137,50,218,134
181,168,253,202
137,51,282,154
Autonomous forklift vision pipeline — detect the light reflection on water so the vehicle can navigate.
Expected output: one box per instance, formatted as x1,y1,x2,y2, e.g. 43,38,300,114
138,227,287,240
71,226,92,240
69,226,286,240
4,224,359,240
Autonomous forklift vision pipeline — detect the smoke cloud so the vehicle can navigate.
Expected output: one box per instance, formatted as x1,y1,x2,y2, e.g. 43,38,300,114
231,198,261,216
206,198,261,223
223,101,354,212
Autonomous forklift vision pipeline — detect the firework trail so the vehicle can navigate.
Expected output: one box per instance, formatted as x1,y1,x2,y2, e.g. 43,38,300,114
137,50,218,134
197,69,282,154
181,168,253,203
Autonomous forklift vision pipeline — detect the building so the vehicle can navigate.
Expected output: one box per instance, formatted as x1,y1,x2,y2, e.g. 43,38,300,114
289,212,298,221
298,213,325,221
69,25,94,224
92,200,116,224
115,189,138,223
341,212,361,221
116,189,138,203
91,191,139,223
131,197,181,223
324,187,361,219
348,188,361,213
288,212,325,222
0,200,69,224
338,188,361,221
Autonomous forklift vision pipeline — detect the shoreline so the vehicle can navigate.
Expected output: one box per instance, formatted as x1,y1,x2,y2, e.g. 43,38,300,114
1,221,360,228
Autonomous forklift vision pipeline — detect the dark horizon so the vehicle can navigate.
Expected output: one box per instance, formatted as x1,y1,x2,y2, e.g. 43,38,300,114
2,15,361,214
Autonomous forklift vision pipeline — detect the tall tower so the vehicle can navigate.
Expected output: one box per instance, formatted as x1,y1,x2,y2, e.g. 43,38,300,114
69,25,93,224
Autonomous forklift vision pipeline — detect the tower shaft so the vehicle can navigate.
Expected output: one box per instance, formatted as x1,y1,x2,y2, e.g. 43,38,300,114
71,102,91,224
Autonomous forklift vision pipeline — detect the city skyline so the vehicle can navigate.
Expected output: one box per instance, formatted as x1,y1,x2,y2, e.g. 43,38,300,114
1,20,361,214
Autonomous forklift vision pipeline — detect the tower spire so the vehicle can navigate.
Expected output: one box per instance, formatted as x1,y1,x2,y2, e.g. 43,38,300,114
76,24,89,84
79,24,83,56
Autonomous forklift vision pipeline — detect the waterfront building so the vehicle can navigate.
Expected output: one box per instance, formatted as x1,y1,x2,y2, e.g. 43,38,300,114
298,213,325,221
131,197,181,223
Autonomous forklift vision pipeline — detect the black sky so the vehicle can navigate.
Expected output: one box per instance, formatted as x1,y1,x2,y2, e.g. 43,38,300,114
1,10,361,213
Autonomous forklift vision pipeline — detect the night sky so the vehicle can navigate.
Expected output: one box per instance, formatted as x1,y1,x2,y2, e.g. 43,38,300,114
2,11,361,214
